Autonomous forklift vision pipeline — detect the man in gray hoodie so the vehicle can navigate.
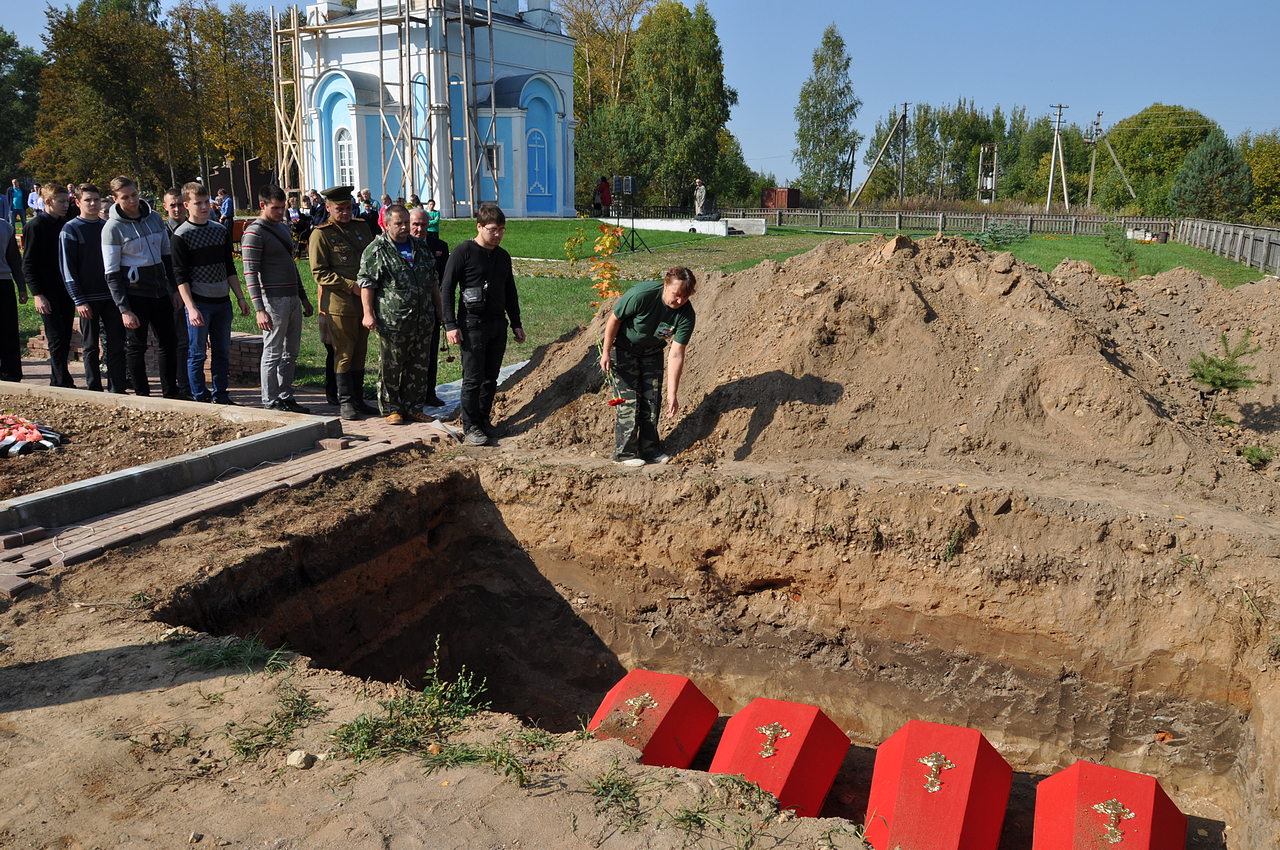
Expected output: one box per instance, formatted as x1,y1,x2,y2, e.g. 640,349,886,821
102,175,181,398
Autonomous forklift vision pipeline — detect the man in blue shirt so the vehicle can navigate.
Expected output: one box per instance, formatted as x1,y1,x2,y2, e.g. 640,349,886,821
8,179,27,228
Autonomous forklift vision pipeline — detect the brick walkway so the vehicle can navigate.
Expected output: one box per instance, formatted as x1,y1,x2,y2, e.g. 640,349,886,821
1,356,461,598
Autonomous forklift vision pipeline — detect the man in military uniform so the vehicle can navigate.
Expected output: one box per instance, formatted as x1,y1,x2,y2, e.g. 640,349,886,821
308,185,376,420
357,205,441,425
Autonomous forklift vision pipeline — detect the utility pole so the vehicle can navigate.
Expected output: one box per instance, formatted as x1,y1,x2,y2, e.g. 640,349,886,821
1086,111,1102,208
851,102,907,207
898,102,908,204
1045,104,1069,212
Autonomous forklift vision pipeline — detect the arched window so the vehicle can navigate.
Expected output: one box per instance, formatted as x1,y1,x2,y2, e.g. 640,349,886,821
335,128,355,187
527,129,548,196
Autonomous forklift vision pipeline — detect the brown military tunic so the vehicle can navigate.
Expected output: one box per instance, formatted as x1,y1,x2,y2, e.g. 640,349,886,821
309,218,373,372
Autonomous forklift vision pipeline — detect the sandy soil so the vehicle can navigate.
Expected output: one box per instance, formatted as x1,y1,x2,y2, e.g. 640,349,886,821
3,235,1280,849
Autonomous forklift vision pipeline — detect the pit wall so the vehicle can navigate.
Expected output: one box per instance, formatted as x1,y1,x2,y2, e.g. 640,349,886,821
478,463,1276,848
157,462,1278,848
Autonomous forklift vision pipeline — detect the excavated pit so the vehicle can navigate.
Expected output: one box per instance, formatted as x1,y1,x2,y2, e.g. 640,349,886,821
158,462,1259,847
160,235,1280,846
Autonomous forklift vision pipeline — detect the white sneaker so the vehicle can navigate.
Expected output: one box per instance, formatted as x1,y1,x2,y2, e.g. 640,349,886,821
617,457,646,467
649,453,671,464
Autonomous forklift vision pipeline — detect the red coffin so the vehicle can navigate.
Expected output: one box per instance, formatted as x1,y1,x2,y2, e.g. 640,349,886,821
587,670,718,769
864,719,1013,850
708,698,850,818
1032,761,1187,850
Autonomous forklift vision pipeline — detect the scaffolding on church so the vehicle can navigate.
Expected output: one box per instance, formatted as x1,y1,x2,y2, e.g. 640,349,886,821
270,0,499,217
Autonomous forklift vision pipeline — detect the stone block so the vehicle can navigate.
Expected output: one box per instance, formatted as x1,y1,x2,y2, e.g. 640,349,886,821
709,698,849,818
864,719,1012,850
588,669,718,769
1032,761,1186,850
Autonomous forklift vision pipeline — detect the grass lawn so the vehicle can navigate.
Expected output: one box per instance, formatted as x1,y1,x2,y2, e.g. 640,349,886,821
14,220,1271,392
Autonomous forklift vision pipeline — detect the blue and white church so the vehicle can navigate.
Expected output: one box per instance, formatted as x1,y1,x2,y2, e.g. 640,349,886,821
294,0,575,217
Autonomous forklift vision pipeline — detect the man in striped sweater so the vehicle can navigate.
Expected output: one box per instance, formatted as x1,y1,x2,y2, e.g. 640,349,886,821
243,185,313,412
60,184,126,393
171,182,250,404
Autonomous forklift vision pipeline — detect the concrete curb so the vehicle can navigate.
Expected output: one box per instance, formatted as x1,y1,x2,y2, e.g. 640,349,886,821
0,384,343,533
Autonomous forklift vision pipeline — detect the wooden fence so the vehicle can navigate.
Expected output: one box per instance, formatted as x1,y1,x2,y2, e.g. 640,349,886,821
584,204,1174,238
1175,219,1280,276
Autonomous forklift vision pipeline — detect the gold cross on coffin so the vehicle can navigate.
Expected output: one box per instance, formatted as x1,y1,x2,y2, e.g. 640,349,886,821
917,751,956,793
1092,797,1136,844
755,722,791,758
622,693,659,727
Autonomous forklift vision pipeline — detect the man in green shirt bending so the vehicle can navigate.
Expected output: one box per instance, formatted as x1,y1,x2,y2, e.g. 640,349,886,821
599,266,697,466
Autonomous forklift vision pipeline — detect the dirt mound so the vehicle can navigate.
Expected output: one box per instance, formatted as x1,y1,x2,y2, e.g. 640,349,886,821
497,235,1280,509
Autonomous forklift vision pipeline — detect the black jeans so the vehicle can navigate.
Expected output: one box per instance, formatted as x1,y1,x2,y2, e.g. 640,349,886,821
458,318,507,431
80,302,128,393
125,294,179,398
0,280,21,381
40,291,77,388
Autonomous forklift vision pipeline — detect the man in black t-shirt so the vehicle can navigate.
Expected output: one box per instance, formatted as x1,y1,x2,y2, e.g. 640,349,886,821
440,203,524,445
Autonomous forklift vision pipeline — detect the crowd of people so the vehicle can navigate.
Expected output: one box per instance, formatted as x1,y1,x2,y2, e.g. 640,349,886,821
0,178,696,463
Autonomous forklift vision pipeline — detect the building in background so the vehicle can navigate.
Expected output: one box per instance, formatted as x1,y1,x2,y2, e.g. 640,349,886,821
276,0,575,218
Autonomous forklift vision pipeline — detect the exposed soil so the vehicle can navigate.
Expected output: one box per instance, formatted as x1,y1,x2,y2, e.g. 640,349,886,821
4,235,1280,849
0,394,274,499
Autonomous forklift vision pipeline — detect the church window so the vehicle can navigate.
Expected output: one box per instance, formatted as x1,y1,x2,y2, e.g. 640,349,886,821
336,128,355,186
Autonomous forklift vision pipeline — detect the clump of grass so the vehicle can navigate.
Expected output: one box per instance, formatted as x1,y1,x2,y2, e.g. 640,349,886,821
967,220,1028,250
423,738,529,786
1243,445,1274,468
942,527,966,562
587,757,649,832
663,799,714,839
225,685,326,761
330,642,488,762
171,633,292,674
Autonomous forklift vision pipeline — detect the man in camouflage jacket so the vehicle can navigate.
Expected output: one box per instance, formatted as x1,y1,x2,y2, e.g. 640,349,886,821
358,204,441,424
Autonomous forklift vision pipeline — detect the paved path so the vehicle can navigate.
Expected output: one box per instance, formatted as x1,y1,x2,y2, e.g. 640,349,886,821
0,356,462,598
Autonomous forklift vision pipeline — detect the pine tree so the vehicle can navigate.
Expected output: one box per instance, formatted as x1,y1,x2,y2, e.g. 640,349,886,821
1169,130,1253,220
1188,330,1260,421
792,24,862,205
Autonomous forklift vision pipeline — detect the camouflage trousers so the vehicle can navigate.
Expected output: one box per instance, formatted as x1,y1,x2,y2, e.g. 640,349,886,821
376,325,433,416
612,344,665,461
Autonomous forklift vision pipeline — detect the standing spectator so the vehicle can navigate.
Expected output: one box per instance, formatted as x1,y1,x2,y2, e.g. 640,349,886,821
244,185,313,413
599,267,697,466
286,196,309,257
441,203,524,446
163,187,193,399
358,204,440,424
103,175,182,398
23,183,75,388
599,177,612,217
308,190,329,227
425,199,441,236
171,182,250,405
213,188,233,227
7,179,26,228
65,183,80,219
694,178,706,216
28,184,44,214
357,196,378,229
0,213,26,382
410,206,448,406
61,184,126,394
309,185,376,420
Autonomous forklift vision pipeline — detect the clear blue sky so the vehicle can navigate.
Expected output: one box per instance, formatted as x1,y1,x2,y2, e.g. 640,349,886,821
10,0,1279,185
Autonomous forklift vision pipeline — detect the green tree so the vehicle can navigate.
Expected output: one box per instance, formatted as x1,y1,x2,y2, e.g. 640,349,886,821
1168,130,1253,220
1189,330,1260,421
792,24,862,204
622,0,736,205
1239,129,1280,224
711,129,753,205
1093,103,1218,214
555,0,654,203
27,3,185,190
0,28,46,180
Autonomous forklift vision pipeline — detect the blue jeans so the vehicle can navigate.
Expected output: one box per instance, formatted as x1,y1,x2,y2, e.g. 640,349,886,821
187,298,233,401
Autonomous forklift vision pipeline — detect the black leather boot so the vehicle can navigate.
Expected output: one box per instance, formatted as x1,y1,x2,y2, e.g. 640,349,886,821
352,369,379,415
335,371,360,421
324,344,338,405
